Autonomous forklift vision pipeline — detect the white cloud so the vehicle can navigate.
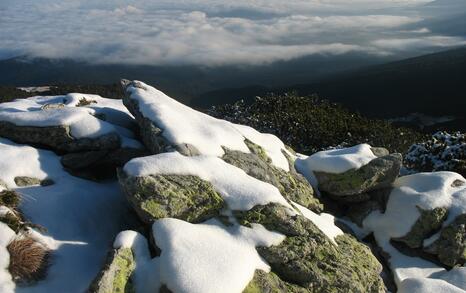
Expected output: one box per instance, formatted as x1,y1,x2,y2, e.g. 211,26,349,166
0,0,462,65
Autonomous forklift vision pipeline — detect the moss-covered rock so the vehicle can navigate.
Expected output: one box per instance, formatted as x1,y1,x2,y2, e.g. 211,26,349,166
236,203,384,292
314,153,402,200
425,214,466,267
118,171,225,223
393,207,448,248
0,121,121,153
243,270,309,293
88,247,135,293
223,140,322,212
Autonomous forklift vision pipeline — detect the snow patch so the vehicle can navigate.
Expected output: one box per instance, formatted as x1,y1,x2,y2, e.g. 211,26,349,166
114,218,285,293
0,138,130,292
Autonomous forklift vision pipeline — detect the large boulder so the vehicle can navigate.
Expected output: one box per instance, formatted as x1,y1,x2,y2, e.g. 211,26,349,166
236,203,385,292
0,94,143,153
314,153,402,200
296,144,402,202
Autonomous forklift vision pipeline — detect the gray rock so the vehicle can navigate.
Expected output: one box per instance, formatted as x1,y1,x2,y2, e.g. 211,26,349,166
14,176,54,187
425,214,466,267
392,207,448,249
0,121,121,152
371,147,390,157
314,153,402,200
121,81,171,154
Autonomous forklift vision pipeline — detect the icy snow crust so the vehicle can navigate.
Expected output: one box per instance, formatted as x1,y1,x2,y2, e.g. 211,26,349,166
115,218,285,293
124,152,292,211
126,81,291,171
0,138,130,292
0,94,143,148
363,172,466,292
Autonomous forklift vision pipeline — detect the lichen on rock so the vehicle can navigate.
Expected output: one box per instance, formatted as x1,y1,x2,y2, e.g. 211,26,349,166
118,170,225,223
236,203,384,292
314,153,402,200
393,206,448,249
88,247,135,293
425,214,466,267
223,140,322,212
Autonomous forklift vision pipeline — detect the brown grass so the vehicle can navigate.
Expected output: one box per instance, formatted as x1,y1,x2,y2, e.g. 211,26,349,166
7,236,50,284
76,97,97,107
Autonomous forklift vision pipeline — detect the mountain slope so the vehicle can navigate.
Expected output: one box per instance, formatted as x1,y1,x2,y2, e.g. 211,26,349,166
195,47,466,121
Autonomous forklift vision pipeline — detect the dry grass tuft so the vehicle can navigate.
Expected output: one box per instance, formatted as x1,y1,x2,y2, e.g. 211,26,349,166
7,236,50,284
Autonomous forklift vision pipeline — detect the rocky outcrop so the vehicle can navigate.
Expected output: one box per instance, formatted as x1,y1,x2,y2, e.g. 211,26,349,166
314,153,402,202
237,203,385,293
118,171,225,223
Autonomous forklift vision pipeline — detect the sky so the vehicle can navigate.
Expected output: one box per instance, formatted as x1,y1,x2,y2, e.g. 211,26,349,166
0,0,465,66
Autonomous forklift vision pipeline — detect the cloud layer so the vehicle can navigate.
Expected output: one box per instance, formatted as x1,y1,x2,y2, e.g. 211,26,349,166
0,0,465,65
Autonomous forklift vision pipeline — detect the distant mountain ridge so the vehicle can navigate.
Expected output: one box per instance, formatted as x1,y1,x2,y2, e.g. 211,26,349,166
194,47,466,127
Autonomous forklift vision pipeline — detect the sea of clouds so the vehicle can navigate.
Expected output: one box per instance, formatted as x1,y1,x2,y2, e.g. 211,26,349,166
0,0,465,65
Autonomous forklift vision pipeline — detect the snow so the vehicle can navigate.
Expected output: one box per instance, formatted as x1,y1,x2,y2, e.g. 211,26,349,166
296,144,377,175
114,218,285,293
125,81,290,171
363,171,466,291
0,138,132,292
124,152,292,211
295,144,377,191
292,202,344,245
0,223,16,293
0,94,143,148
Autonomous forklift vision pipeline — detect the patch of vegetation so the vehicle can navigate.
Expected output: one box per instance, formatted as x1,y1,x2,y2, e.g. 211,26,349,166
405,131,466,177
7,236,50,284
208,92,425,154
76,97,97,107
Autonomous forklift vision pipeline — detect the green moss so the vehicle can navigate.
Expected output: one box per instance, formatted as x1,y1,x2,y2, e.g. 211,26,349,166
112,248,135,293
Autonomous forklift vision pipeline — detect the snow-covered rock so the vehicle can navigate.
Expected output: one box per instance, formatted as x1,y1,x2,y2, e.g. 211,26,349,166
363,172,466,291
296,144,402,202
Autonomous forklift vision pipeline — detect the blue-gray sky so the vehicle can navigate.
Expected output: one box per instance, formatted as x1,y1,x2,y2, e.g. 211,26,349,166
0,0,465,65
